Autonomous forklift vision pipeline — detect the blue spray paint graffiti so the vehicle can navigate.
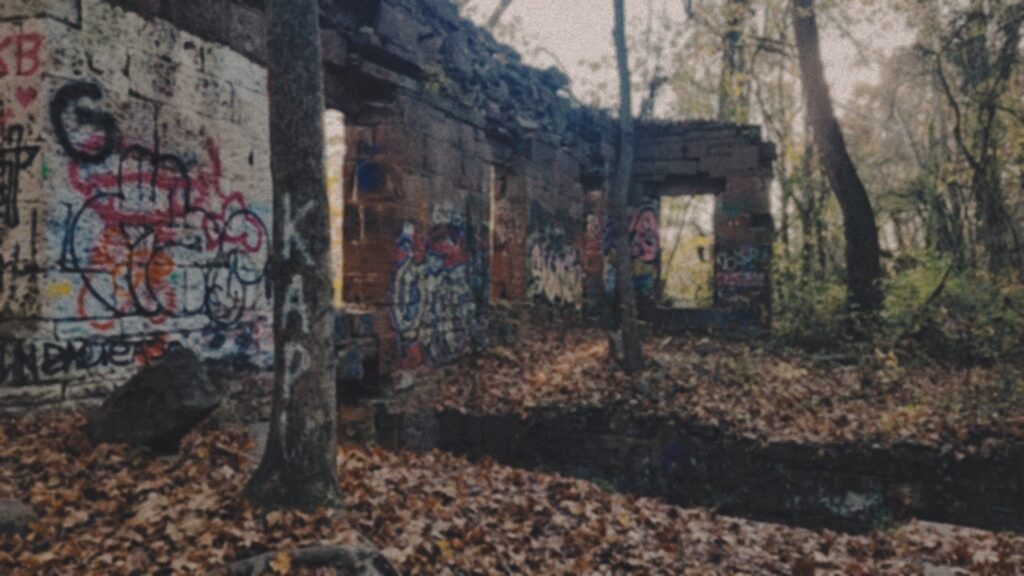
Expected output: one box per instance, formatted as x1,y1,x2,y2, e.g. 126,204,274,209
389,207,487,367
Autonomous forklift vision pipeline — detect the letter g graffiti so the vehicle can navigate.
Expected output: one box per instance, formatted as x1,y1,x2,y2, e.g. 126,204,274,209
50,82,120,164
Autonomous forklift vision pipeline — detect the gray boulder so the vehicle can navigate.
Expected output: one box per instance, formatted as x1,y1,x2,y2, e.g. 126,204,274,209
86,348,221,453
0,499,36,534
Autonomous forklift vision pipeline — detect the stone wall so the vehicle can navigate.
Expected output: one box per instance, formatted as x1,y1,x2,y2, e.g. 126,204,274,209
341,94,494,372
0,0,272,411
0,0,776,410
376,407,1024,533
635,122,775,330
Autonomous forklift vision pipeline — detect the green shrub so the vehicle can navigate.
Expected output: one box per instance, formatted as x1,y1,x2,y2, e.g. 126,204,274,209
772,251,1024,367
771,261,851,352
884,257,1024,365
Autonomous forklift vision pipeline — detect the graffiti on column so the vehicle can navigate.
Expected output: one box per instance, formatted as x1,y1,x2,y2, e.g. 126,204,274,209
714,244,769,308
528,227,583,307
629,205,659,293
48,81,270,354
389,205,487,367
527,202,582,307
603,204,660,294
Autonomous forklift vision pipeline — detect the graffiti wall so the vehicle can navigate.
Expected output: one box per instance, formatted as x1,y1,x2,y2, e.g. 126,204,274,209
0,0,272,409
603,204,661,298
712,177,773,325
0,17,45,322
527,201,582,308
389,204,488,368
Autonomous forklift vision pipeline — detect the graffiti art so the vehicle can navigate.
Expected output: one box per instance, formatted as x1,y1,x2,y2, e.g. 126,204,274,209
45,80,270,367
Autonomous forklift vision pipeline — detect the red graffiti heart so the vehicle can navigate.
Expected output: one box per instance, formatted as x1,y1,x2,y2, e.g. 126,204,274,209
15,86,37,109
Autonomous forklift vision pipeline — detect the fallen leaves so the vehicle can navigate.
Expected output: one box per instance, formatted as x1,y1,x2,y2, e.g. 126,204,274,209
1,399,1022,573
418,327,1024,453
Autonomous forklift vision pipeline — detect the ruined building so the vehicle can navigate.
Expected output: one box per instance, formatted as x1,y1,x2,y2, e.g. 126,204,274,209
0,0,774,411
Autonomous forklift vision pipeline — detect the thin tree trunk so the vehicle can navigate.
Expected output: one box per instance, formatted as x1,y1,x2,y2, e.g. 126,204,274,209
611,0,644,373
779,151,792,260
246,0,341,511
799,114,817,279
792,0,883,314
718,0,752,123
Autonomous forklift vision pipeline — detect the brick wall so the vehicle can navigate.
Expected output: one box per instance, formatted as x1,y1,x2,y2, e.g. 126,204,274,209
0,0,272,411
342,94,495,372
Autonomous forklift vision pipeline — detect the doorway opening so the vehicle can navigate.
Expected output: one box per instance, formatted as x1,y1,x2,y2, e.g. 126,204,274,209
325,109,346,309
659,194,716,308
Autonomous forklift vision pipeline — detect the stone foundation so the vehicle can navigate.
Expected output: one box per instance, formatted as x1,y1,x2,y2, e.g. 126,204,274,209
370,406,1024,533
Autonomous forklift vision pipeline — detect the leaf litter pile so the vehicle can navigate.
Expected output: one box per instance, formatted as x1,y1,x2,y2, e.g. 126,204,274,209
423,327,1024,452
2,412,1023,574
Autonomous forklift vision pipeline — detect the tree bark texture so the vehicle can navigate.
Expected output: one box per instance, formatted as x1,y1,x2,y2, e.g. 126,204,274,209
246,0,341,511
611,0,644,373
792,0,883,313
718,0,752,123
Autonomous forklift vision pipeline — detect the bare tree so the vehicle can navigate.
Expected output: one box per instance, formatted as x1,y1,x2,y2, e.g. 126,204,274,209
925,1,1024,274
246,0,342,511
792,0,883,314
718,0,753,123
610,0,645,373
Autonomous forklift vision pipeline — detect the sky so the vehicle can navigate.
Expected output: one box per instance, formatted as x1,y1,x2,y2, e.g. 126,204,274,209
462,0,910,114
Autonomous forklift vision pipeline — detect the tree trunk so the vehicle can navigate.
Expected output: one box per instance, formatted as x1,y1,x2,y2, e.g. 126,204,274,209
718,0,752,123
610,0,644,373
246,0,341,511
799,113,817,279
791,0,883,313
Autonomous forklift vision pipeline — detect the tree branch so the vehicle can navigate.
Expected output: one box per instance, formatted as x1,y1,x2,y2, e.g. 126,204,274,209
487,0,514,29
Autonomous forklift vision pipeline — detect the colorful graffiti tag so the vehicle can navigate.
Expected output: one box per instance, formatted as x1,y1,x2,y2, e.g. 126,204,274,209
527,202,582,308
528,226,583,307
49,81,270,351
629,205,659,293
389,207,487,367
714,244,769,308
604,205,660,294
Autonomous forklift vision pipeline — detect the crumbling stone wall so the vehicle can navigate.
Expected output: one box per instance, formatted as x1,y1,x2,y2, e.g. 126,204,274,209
0,0,272,411
635,122,775,329
1,0,775,411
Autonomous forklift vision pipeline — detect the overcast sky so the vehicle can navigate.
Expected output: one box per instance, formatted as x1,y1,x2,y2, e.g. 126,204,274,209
462,0,909,114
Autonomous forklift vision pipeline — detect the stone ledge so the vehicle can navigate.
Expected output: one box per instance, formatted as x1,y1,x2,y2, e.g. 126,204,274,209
372,406,1024,533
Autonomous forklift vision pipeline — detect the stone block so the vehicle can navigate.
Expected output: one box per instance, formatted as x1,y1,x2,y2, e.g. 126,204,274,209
86,348,222,453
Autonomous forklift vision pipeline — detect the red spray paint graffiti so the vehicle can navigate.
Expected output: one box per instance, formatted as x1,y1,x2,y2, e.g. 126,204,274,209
51,82,270,336
0,32,43,78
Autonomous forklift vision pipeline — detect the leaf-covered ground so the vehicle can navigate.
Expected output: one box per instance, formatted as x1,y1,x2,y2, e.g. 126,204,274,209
421,327,1024,453
2,412,1023,574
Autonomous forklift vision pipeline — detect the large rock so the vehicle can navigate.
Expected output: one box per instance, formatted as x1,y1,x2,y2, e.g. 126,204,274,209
0,499,36,534
86,348,221,453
